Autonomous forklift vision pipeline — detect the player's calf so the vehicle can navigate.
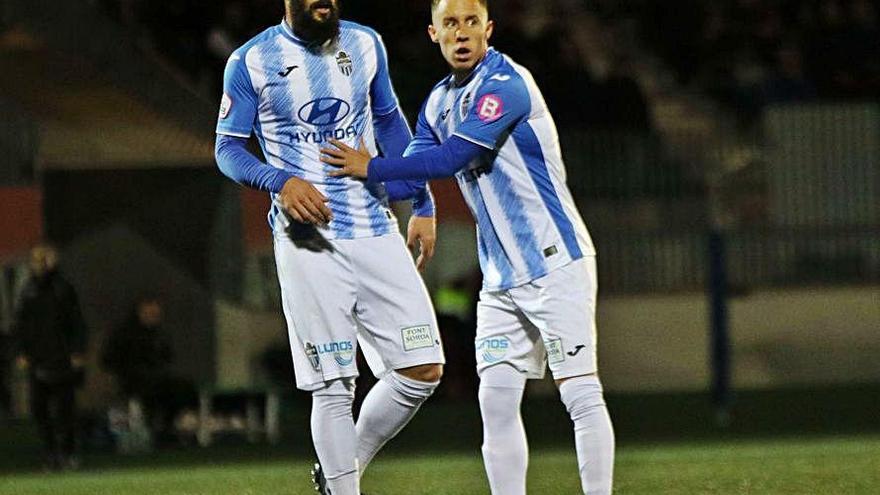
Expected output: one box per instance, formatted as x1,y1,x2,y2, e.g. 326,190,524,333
355,369,441,473
558,374,615,495
311,378,360,495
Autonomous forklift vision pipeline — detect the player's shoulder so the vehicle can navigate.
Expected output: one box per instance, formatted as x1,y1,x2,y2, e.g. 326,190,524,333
480,49,529,87
340,20,383,43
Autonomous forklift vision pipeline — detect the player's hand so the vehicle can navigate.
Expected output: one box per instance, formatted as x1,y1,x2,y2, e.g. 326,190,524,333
407,215,437,272
279,177,333,225
321,138,371,179
15,356,29,370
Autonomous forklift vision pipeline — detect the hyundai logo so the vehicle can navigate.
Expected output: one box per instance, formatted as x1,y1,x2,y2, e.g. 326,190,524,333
298,97,351,126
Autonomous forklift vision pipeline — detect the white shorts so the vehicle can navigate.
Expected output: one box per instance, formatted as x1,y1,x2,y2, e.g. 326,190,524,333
274,228,444,391
475,256,598,381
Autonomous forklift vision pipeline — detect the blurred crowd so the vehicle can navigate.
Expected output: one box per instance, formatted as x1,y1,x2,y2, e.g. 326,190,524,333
93,0,652,131
644,0,880,114
70,0,880,127
1,244,197,469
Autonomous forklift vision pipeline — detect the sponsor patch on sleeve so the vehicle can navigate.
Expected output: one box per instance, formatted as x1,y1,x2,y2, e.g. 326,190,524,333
476,94,503,122
401,325,435,352
219,93,232,119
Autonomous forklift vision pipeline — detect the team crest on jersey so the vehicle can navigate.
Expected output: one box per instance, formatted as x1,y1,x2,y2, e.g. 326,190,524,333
477,94,503,122
219,93,232,119
336,51,353,76
460,91,473,121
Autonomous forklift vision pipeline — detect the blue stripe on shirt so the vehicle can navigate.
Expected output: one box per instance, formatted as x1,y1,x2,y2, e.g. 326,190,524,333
302,42,354,238
515,123,583,260
484,159,546,281
465,181,515,287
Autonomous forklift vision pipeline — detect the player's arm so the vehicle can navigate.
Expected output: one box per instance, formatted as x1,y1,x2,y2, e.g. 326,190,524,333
323,73,529,182
368,29,436,270
373,109,435,216
368,29,435,219
378,103,441,218
215,51,331,224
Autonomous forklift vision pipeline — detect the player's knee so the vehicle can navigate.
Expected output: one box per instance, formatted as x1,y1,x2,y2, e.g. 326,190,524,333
383,369,440,407
396,363,443,383
312,377,356,399
555,371,598,388
478,365,526,421
558,374,606,422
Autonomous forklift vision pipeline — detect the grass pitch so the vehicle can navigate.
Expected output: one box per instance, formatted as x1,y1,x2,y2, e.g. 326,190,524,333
1,436,878,494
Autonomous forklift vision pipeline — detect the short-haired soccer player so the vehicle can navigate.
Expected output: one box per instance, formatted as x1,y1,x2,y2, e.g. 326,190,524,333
214,2,445,494
321,0,615,493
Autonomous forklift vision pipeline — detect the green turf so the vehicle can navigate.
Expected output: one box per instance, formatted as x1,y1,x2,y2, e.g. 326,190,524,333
1,436,878,494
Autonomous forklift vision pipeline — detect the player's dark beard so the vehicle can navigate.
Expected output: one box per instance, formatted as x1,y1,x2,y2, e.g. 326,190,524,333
292,0,340,45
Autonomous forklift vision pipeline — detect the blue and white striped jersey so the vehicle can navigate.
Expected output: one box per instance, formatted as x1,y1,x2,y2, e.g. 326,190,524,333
216,20,399,239
409,48,596,290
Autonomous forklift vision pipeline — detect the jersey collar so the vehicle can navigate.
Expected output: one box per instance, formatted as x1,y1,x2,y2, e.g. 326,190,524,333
278,19,336,49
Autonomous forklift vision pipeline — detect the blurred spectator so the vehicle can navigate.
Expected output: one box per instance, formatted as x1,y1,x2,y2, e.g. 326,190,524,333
591,56,652,131
95,0,880,119
204,1,249,96
102,297,194,446
206,3,248,68
761,41,817,104
538,22,596,128
12,245,88,471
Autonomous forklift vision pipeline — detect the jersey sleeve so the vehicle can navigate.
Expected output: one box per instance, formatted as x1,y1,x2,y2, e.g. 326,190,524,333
368,31,401,117
403,101,440,157
452,72,531,150
216,50,258,138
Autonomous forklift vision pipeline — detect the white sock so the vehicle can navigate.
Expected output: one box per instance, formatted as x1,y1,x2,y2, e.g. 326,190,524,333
559,375,615,495
479,364,528,495
311,379,360,495
355,371,438,474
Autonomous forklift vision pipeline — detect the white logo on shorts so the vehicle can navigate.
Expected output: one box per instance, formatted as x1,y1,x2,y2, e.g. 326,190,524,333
477,337,510,364
544,337,565,365
401,325,435,352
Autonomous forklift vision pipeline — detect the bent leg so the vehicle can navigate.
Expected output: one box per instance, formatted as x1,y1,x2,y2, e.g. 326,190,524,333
355,364,441,473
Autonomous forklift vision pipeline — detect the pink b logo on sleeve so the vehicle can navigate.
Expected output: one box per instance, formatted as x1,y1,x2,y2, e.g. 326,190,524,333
477,94,503,122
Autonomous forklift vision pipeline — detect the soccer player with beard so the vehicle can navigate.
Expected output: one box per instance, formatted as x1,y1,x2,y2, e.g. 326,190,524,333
214,1,445,494
321,0,616,493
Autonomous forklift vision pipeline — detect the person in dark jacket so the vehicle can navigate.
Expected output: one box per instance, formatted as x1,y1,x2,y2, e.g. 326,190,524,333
102,297,172,399
102,297,191,444
13,244,87,470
